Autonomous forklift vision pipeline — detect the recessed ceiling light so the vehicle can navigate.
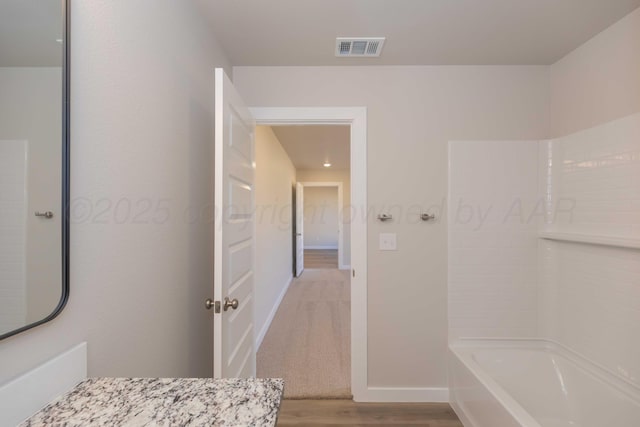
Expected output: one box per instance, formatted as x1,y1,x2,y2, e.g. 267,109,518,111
323,162,332,168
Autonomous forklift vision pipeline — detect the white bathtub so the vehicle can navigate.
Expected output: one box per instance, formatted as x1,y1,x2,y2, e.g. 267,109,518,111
449,339,640,427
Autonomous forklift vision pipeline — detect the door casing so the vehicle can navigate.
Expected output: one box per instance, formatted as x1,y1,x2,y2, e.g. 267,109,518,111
295,182,304,277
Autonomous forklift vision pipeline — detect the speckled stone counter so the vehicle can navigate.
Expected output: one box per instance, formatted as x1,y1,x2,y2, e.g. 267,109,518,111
21,377,284,427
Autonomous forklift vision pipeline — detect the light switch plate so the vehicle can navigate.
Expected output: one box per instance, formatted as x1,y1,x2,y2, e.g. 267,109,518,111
379,233,397,251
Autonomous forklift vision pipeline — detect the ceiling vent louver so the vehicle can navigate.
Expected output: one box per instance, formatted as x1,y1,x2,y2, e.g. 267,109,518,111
335,37,385,57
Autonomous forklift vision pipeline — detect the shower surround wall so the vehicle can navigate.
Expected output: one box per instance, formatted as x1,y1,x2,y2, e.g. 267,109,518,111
538,112,640,388
448,111,640,389
448,141,540,340
542,4,640,391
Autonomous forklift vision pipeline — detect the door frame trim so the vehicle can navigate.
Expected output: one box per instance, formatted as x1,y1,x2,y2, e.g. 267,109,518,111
299,181,345,270
251,107,368,401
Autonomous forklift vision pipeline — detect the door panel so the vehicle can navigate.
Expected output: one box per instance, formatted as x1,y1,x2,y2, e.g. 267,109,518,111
227,333,254,377
228,180,252,218
227,296,253,348
229,243,252,285
227,221,252,247
228,152,253,184
213,68,256,378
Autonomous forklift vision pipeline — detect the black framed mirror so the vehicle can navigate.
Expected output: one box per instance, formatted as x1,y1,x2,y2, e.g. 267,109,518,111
0,0,69,340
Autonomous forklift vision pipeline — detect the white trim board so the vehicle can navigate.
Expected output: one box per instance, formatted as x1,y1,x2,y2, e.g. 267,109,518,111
0,342,87,426
304,245,339,250
255,275,293,350
450,400,477,427
250,107,369,401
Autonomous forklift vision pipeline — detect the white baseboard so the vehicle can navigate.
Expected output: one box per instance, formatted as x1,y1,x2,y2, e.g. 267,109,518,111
255,275,293,349
450,400,477,427
355,386,449,403
304,245,338,250
0,342,87,426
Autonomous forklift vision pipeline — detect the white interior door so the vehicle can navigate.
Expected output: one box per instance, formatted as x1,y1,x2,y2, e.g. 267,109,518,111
213,68,256,378
295,182,304,276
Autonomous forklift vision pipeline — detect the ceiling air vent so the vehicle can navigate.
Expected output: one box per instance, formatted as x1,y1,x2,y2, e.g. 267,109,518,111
335,37,386,57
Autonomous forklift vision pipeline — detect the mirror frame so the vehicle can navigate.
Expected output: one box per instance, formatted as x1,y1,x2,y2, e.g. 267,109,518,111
0,0,70,340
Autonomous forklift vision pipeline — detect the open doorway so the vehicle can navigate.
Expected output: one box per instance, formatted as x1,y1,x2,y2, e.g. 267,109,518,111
301,183,341,270
295,181,349,273
254,124,352,398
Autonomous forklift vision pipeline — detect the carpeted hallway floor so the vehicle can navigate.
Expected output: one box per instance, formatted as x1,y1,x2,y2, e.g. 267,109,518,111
257,269,351,399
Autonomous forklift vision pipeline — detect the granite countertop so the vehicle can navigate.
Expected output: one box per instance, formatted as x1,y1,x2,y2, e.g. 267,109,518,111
21,377,284,427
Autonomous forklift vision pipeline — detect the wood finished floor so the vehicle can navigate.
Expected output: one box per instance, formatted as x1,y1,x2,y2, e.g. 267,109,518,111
304,249,339,269
277,400,463,426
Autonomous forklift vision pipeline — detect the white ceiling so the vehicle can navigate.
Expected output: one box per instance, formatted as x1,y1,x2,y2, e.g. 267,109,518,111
199,0,640,66
0,0,63,67
270,125,350,170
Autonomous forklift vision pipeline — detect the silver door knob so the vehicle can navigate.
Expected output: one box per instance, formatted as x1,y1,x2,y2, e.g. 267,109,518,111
223,297,239,311
205,298,215,310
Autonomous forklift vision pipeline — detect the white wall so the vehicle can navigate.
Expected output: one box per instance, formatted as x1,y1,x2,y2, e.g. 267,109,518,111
0,0,231,384
234,65,550,388
297,169,351,266
254,126,296,347
448,141,539,340
550,7,640,137
0,68,62,326
303,186,339,249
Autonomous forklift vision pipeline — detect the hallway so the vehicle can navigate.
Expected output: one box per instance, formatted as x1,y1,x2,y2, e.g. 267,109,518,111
257,269,351,399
